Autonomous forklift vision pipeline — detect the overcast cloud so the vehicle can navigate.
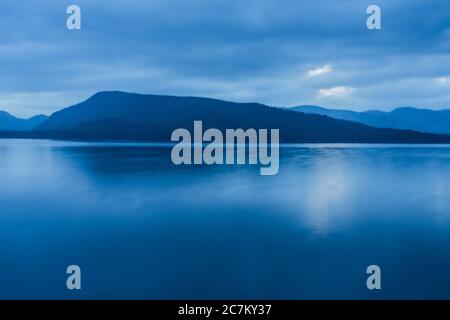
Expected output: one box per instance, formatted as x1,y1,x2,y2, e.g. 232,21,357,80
1,0,450,117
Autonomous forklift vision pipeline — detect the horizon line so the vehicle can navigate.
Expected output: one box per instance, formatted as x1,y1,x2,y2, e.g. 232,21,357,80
2,90,450,119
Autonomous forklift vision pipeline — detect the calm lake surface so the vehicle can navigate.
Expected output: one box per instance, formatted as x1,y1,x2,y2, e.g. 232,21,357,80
0,139,450,299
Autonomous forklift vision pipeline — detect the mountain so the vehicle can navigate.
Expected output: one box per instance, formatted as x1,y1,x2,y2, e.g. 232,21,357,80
0,111,48,131
20,91,449,143
292,105,450,135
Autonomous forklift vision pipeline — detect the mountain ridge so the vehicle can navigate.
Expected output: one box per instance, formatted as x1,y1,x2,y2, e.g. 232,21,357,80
25,91,450,143
0,111,48,131
292,105,450,134
1,91,450,143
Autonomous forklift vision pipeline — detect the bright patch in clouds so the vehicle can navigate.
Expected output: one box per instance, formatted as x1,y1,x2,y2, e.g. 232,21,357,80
435,76,450,84
308,65,332,77
318,86,354,98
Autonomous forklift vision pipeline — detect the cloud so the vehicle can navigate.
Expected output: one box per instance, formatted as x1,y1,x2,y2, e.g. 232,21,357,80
1,0,450,116
318,86,355,98
434,76,450,84
308,65,332,77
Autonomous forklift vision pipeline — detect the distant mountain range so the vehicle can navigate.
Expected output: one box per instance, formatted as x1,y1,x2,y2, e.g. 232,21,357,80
0,111,48,131
1,91,450,143
292,105,450,135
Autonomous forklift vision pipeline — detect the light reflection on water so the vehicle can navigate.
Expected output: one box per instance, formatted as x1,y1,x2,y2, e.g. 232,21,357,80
0,139,450,299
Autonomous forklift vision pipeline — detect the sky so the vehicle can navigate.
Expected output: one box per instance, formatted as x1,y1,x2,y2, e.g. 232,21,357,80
1,0,450,118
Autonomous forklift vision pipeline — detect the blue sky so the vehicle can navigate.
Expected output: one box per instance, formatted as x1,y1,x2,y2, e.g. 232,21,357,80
1,0,450,117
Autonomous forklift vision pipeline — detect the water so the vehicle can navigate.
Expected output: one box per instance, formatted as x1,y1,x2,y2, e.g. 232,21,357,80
0,139,450,299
